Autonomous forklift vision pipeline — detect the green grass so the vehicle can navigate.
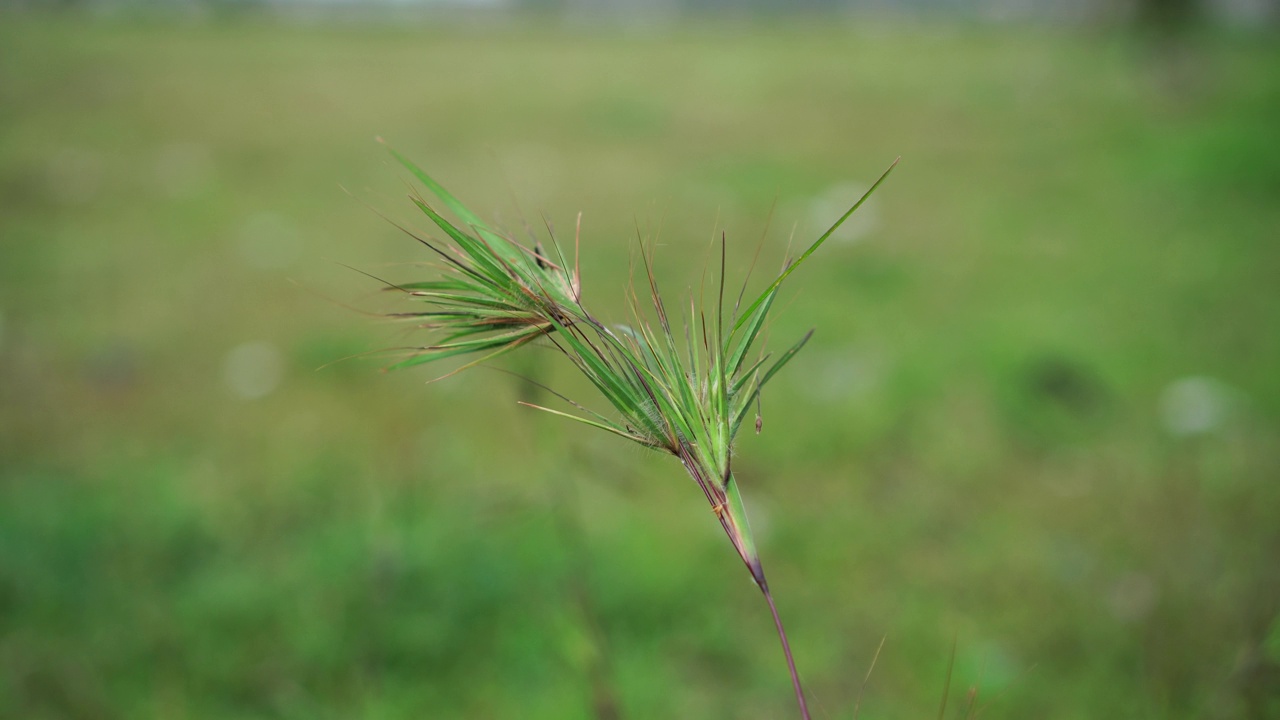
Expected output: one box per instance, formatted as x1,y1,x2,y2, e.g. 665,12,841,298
2,13,1279,720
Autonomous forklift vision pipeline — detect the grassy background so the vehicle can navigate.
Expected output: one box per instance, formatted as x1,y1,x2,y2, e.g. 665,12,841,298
2,13,1279,719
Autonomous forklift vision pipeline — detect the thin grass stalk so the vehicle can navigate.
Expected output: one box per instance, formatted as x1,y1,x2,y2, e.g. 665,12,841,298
764,583,810,720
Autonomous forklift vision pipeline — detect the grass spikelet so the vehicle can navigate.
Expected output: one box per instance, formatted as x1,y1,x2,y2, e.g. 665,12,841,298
369,145,898,718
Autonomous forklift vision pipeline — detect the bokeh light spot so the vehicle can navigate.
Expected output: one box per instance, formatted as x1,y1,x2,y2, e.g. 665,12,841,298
223,341,284,400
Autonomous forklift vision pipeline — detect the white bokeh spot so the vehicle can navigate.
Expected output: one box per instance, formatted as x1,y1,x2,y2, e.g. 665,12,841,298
1160,376,1234,437
224,341,284,400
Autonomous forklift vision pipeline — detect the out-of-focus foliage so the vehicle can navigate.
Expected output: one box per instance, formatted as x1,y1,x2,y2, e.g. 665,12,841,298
1,13,1278,720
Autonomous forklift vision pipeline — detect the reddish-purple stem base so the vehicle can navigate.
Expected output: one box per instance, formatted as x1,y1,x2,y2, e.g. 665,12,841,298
763,584,810,720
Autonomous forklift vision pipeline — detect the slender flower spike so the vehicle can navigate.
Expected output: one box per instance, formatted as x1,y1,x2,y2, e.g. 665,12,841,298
371,147,897,719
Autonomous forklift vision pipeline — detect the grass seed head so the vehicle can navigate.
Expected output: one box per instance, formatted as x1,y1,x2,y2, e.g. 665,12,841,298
375,147,895,570
369,147,896,720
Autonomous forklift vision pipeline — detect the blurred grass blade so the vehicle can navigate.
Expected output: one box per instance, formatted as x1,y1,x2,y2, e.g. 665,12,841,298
733,158,898,335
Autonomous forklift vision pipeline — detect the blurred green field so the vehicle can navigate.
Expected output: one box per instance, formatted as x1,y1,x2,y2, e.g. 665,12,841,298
2,13,1279,719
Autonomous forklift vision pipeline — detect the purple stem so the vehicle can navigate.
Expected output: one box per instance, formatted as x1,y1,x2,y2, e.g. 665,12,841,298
763,583,810,720
676,453,808,717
